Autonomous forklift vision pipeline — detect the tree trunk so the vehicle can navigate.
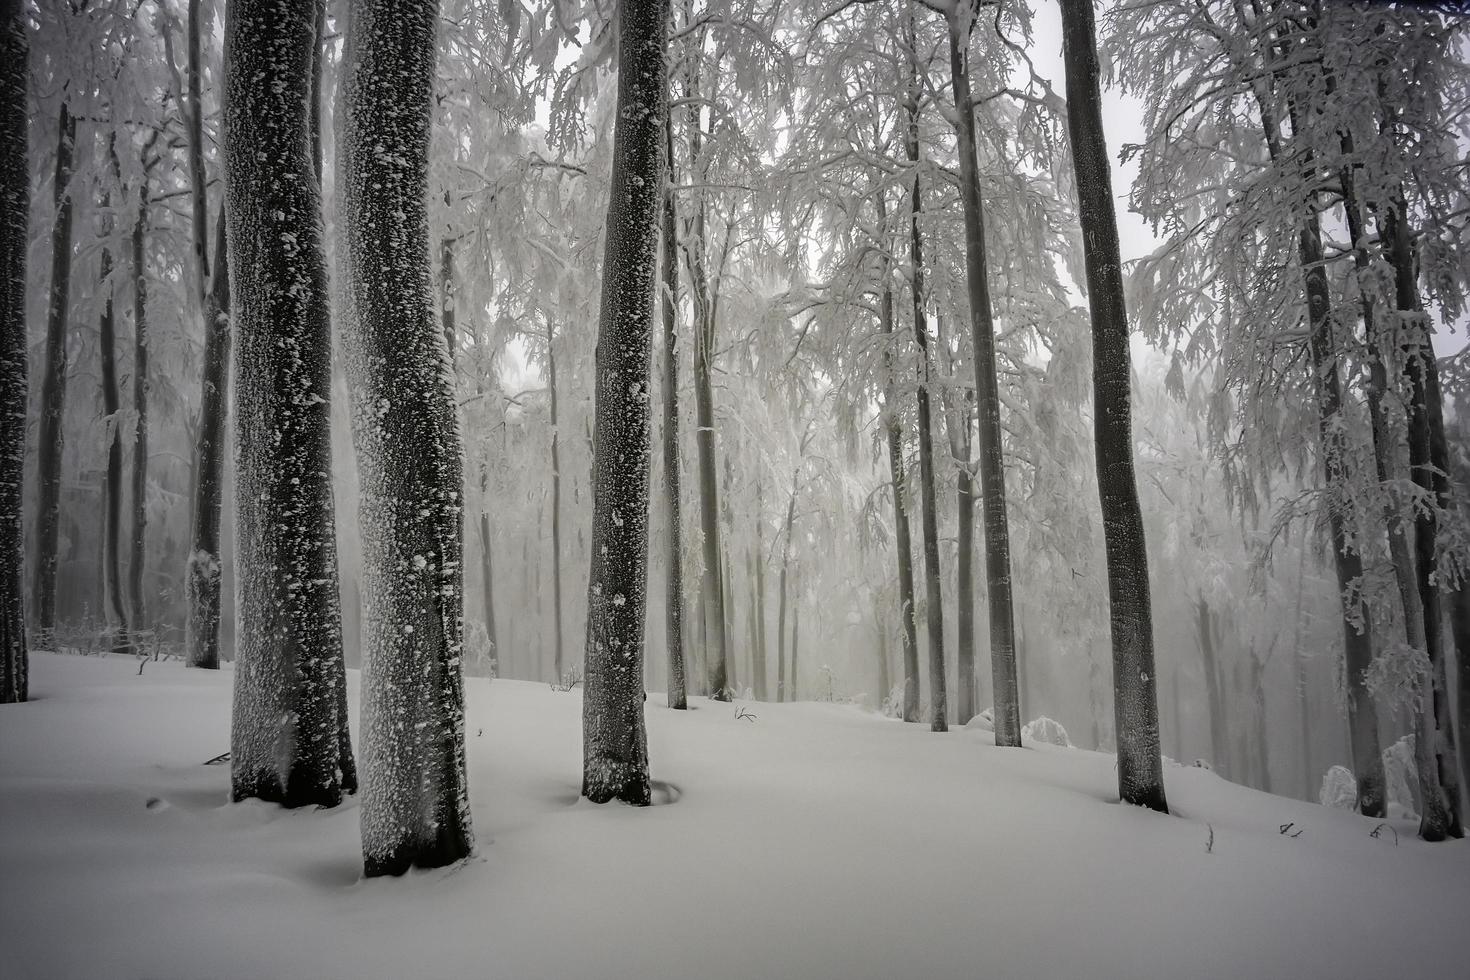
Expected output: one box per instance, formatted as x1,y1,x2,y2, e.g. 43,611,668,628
186,0,232,672
225,0,354,811
693,273,728,700
752,478,768,700
790,565,801,701
0,0,28,703
33,99,77,642
950,389,976,724
876,607,891,709
128,175,151,646
576,0,666,805
478,499,497,672
947,5,1021,746
776,471,798,703
338,0,473,868
548,324,566,683
902,40,946,734
98,162,129,651
875,190,920,723
659,112,686,709
1060,0,1167,812
1196,597,1228,775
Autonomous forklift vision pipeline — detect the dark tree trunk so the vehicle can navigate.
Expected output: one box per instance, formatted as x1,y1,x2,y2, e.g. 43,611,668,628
1060,0,1167,812
33,99,77,642
659,114,686,709
97,161,129,651
0,0,28,703
548,324,566,683
776,471,798,703
694,276,728,700
947,6,1020,746
875,190,919,723
902,41,946,734
225,0,354,811
576,0,667,805
186,0,231,670
338,0,472,869
128,177,150,646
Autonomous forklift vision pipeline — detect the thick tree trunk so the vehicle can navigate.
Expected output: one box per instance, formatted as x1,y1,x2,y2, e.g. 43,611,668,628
902,55,946,734
875,191,919,723
576,0,666,804
659,116,686,709
128,180,151,646
1383,196,1462,840
0,0,28,703
1060,0,1167,812
225,0,354,811
338,0,472,868
947,7,1020,746
33,100,77,642
548,325,566,683
776,471,797,703
186,0,233,672
949,390,976,724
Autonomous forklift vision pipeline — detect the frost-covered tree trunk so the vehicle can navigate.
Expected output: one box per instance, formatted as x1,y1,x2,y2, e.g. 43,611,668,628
0,0,27,703
776,469,798,703
875,191,919,724
225,0,354,810
578,0,667,805
128,174,151,642
659,115,687,709
1060,0,1167,812
33,98,77,643
790,564,802,700
947,4,1020,746
186,0,231,670
752,478,768,700
98,154,129,652
902,42,946,734
337,0,472,867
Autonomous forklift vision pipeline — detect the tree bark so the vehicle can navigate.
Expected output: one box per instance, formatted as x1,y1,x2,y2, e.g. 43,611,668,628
576,0,667,805
548,323,566,683
186,0,232,670
693,266,728,700
659,113,686,709
128,173,151,646
33,98,77,642
225,0,354,811
0,0,28,702
1060,0,1167,812
97,153,129,651
338,0,472,868
777,470,798,703
752,477,768,700
1196,596,1228,776
947,4,1020,745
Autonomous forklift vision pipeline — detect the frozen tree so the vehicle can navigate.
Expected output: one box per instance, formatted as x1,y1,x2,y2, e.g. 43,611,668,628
185,0,231,671
1059,0,1166,813
0,0,25,702
224,0,354,809
338,0,472,874
580,0,668,805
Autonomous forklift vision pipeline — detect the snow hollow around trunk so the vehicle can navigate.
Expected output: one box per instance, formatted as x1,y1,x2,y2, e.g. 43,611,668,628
2,652,1467,979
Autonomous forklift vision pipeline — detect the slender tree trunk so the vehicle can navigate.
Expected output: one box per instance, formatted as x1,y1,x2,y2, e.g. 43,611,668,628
902,46,946,734
790,565,801,701
1060,0,1167,812
947,4,1020,746
98,165,129,651
776,471,797,703
225,0,354,810
128,177,151,645
694,279,728,700
548,324,566,683
478,497,497,671
950,390,976,723
875,191,920,723
659,113,686,709
877,607,891,709
1251,650,1270,793
186,0,231,670
1196,597,1228,775
1170,666,1183,762
338,0,472,868
33,100,77,642
0,0,28,702
753,478,768,700
576,0,666,804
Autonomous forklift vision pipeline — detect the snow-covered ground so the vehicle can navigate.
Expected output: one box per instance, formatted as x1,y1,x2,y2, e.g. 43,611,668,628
2,652,1466,980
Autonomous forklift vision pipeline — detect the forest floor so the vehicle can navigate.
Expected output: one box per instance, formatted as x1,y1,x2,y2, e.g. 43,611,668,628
2,651,1467,979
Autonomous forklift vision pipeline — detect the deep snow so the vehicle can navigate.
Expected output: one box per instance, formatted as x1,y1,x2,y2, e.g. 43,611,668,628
2,651,1467,979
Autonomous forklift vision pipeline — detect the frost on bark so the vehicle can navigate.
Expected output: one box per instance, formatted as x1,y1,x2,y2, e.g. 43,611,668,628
225,0,354,810
659,114,687,710
337,0,471,872
186,0,231,671
0,0,27,703
33,96,77,644
580,0,668,805
947,7,1019,744
1060,0,1167,812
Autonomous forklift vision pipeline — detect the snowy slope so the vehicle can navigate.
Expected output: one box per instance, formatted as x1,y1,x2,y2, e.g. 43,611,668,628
2,652,1466,980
